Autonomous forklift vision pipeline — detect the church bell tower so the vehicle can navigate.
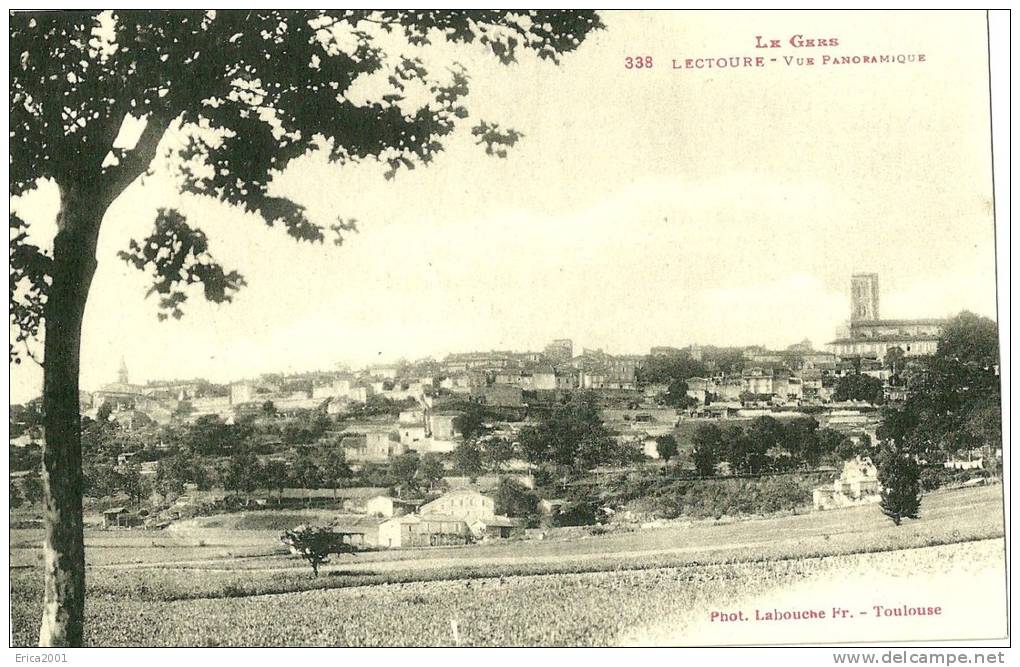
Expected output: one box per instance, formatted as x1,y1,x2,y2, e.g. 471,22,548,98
850,273,880,322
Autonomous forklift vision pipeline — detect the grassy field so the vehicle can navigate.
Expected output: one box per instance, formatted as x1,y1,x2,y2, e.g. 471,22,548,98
9,484,1006,646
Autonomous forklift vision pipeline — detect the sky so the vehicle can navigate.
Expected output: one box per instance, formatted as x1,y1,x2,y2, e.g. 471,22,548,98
9,10,999,403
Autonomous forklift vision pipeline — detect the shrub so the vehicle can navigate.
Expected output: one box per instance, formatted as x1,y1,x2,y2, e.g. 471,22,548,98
553,500,601,527
626,474,820,520
919,466,989,492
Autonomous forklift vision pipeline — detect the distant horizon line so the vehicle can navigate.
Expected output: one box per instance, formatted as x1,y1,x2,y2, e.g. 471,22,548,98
12,306,994,405
75,330,914,395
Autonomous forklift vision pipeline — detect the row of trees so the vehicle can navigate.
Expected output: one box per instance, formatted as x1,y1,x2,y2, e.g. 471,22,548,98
81,405,354,466
202,448,353,502
80,413,309,462
387,451,445,496
83,464,148,505
77,447,360,507
688,417,870,477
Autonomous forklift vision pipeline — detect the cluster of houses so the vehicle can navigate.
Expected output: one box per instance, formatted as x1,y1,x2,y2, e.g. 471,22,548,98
328,488,519,548
73,344,895,441
683,354,901,408
41,275,935,440
333,407,464,461
10,273,962,487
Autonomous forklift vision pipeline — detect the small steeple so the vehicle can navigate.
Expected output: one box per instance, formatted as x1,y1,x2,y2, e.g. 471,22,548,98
117,357,129,385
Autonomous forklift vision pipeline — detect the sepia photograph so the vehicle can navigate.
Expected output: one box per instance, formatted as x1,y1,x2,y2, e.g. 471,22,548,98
7,8,1009,651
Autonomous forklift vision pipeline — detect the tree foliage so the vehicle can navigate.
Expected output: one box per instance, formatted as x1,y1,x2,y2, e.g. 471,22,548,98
883,346,906,383
636,353,707,386
21,475,45,505
782,417,821,465
879,312,1001,462
877,443,921,526
10,481,26,510
519,392,616,471
10,10,604,340
263,460,289,503
280,525,357,576
483,437,516,471
833,374,885,405
96,402,113,423
688,416,837,475
662,379,697,408
117,464,147,506
416,453,445,491
388,451,421,494
290,452,323,490
732,418,778,475
156,449,210,491
220,448,261,500
493,477,539,519
186,414,249,456
319,448,352,496
691,424,722,476
452,402,487,442
454,439,484,478
655,434,678,463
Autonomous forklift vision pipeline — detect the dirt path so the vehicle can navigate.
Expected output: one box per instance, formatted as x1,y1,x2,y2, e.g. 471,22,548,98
90,537,779,572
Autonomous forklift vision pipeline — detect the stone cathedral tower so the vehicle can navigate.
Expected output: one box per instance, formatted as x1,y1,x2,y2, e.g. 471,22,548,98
117,357,129,385
850,273,880,322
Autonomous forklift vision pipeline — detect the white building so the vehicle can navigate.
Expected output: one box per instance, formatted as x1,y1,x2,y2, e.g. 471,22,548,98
419,489,495,521
365,495,418,518
813,457,880,511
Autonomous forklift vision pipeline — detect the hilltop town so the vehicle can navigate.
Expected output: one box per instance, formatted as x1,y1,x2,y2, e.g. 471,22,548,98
9,274,1000,544
20,274,948,443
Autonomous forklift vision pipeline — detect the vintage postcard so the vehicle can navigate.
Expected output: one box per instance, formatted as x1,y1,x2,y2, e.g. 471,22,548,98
8,9,1007,651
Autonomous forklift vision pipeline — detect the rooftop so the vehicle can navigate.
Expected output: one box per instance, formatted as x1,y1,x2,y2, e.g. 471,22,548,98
828,334,940,344
417,513,470,523
849,318,947,327
429,488,489,498
472,516,516,527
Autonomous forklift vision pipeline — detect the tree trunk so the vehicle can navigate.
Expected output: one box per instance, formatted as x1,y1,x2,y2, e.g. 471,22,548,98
39,188,103,647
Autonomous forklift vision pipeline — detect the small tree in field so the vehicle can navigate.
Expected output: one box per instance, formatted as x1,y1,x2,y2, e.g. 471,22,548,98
280,525,357,576
877,444,921,526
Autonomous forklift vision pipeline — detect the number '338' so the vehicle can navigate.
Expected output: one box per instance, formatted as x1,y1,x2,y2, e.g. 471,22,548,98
624,56,653,69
